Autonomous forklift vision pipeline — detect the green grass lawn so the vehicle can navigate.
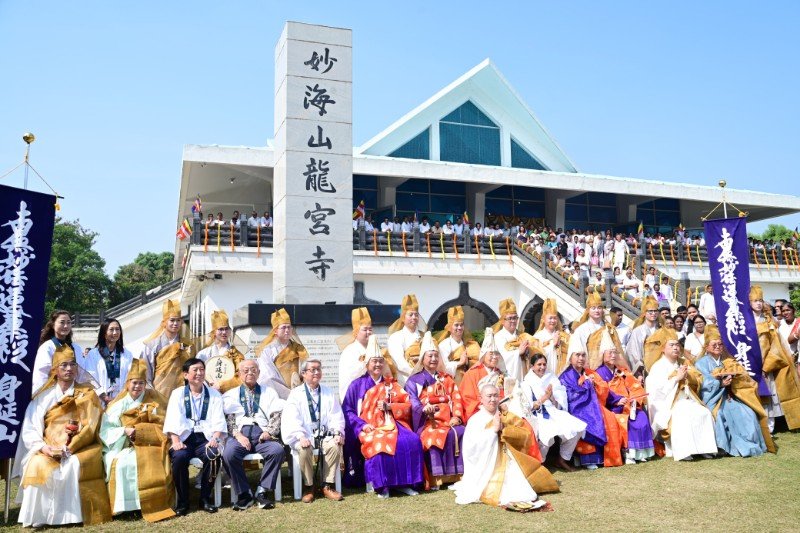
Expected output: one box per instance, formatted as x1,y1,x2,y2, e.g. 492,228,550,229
3,432,800,532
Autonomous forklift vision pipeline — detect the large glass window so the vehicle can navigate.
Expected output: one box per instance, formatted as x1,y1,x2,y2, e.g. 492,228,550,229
565,192,618,232
636,198,681,234
395,178,467,224
353,174,379,214
511,138,547,170
439,101,501,166
485,185,546,220
389,128,430,160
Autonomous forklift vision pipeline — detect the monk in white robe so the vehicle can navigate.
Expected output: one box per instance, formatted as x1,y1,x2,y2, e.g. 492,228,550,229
386,294,424,384
256,308,309,400
338,307,375,399
531,299,570,376
493,298,537,383
196,310,245,393
13,344,112,527
453,384,554,512
645,329,717,461
435,306,480,385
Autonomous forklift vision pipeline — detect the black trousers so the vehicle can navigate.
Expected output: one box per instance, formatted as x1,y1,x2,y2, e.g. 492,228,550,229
170,432,221,508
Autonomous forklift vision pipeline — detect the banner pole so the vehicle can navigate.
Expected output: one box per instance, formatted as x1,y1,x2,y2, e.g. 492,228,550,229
22,132,35,190
719,179,728,218
3,458,10,523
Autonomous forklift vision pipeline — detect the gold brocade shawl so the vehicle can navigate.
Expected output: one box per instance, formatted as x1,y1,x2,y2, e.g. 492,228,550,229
275,341,309,388
213,347,246,393
480,411,559,506
111,389,175,522
503,332,542,377
22,383,112,526
153,342,192,399
447,342,481,386
539,331,571,375
587,324,627,370
757,321,800,429
403,341,422,369
710,358,776,453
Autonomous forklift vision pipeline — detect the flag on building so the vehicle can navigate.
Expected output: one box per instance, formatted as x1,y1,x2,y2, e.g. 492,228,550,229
191,195,202,214
793,226,799,241
677,222,685,232
177,218,192,240
352,199,365,220
637,221,644,237
463,211,470,225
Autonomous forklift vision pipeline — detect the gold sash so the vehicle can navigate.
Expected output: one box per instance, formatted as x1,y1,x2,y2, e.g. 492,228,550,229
504,333,542,377
404,341,422,369
153,342,192,399
758,322,800,429
710,359,776,453
448,341,481,385
480,411,559,507
274,341,309,388
115,390,175,522
539,332,571,375
22,384,112,526
587,325,626,370
660,362,704,442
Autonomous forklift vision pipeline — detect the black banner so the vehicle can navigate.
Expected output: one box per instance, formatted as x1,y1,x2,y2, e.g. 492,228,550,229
0,184,55,458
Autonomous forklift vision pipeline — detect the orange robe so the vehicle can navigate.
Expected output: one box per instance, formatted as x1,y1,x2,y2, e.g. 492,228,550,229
358,379,413,459
576,368,627,467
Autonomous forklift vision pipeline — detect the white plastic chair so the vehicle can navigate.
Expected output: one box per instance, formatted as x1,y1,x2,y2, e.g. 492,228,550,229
189,457,222,507
290,446,341,500
229,452,282,503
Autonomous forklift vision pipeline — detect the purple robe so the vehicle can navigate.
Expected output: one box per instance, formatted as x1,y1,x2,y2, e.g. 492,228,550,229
404,371,464,480
595,365,655,451
559,366,607,465
342,374,424,492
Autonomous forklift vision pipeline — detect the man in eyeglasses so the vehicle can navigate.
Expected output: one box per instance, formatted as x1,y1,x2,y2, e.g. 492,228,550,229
222,359,286,510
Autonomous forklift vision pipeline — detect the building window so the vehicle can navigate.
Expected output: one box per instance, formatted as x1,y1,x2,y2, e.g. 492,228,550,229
636,199,681,233
353,174,379,214
485,185,545,220
510,138,547,170
389,128,430,160
565,192,618,232
439,101,500,166
396,178,466,224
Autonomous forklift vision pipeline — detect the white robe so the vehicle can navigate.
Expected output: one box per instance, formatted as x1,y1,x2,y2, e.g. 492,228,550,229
162,384,227,443
626,324,657,374
13,384,83,527
196,342,232,362
494,327,525,383
452,407,538,506
222,384,285,431
140,333,179,385
532,328,562,376
645,356,717,461
256,340,293,399
387,327,421,385
338,340,368,399
280,384,344,450
683,333,705,359
572,319,603,353
88,347,134,401
509,371,586,449
438,336,465,378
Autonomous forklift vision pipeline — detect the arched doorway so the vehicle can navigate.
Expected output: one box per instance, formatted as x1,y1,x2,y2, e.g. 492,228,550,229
427,282,498,335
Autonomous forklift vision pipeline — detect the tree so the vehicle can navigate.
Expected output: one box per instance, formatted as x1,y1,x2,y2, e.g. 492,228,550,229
45,218,111,318
109,251,175,306
749,224,794,243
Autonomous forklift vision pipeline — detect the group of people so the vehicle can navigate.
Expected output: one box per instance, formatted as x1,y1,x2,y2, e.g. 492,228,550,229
13,285,800,526
203,210,273,229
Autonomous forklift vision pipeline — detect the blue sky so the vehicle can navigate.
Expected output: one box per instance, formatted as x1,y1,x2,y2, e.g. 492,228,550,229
1,1,798,274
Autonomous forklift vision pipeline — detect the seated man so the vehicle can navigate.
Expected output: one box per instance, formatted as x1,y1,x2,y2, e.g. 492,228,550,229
281,359,345,503
222,359,286,510
695,327,774,457
452,384,555,511
256,308,309,399
645,329,717,461
405,332,465,489
100,359,174,522
13,345,112,527
342,336,424,498
163,358,227,515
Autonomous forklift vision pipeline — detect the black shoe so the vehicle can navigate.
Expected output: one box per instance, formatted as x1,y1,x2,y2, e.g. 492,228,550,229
200,501,219,513
232,498,254,511
255,491,275,509
172,506,189,517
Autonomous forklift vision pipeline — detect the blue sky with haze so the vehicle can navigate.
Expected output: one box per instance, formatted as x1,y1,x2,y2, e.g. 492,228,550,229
1,1,798,273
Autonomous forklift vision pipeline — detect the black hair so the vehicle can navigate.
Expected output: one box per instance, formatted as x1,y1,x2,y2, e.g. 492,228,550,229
96,318,124,354
182,357,205,373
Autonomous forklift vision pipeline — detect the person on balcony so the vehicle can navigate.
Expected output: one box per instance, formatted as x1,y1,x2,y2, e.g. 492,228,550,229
247,210,260,228
260,211,273,228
